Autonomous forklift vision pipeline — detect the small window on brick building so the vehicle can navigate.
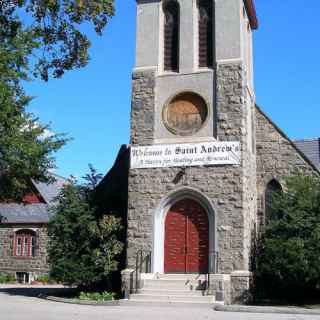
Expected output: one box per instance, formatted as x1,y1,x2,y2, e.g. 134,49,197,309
14,230,36,257
198,0,213,68
163,0,180,72
265,180,282,223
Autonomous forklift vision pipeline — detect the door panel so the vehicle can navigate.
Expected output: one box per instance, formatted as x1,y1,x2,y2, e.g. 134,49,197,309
164,208,187,273
164,199,209,273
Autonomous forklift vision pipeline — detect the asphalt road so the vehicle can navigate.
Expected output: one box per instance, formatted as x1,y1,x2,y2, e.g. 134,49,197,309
0,286,319,320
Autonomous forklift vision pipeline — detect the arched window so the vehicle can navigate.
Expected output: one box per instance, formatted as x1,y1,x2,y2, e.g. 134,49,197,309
163,0,180,72
14,230,36,257
198,0,213,68
265,180,282,223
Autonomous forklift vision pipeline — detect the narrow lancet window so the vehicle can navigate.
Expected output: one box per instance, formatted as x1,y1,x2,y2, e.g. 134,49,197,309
265,180,282,223
198,0,213,68
163,0,180,72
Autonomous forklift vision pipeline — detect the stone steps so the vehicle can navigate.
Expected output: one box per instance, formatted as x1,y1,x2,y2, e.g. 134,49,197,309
128,274,218,306
156,274,207,281
143,279,207,290
137,288,205,296
130,293,213,303
120,300,214,308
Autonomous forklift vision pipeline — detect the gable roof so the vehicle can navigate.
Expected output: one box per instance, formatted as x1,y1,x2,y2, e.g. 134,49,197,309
255,105,320,174
32,174,67,205
294,139,320,170
0,174,67,224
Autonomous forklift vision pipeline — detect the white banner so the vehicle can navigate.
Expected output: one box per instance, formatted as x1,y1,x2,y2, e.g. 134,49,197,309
130,141,241,169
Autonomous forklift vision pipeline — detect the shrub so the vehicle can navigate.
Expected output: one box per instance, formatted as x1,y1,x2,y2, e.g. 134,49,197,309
79,291,114,301
0,273,16,284
35,275,55,284
48,167,124,292
253,174,320,302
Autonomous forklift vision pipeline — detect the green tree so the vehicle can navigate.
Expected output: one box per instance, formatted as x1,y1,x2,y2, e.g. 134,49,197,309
0,0,114,200
0,81,67,200
254,174,320,301
48,169,123,291
1,0,115,82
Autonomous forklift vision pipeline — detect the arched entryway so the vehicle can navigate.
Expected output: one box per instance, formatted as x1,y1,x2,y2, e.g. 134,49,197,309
153,187,216,274
164,199,209,273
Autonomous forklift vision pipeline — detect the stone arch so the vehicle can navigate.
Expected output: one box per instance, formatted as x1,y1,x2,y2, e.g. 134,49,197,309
153,187,217,273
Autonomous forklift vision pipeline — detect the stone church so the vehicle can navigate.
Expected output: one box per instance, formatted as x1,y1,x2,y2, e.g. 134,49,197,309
96,0,319,305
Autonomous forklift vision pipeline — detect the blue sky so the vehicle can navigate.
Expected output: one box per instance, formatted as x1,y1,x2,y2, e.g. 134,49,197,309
24,1,320,179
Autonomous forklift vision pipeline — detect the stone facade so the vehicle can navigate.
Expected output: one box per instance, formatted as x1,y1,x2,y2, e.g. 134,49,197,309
101,0,320,305
127,60,257,274
0,224,49,279
255,106,317,226
130,70,155,145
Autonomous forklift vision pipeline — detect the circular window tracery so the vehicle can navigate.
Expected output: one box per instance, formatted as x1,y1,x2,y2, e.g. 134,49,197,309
163,92,208,136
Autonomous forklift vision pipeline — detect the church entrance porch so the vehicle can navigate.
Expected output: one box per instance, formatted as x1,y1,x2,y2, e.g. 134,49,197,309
164,199,209,274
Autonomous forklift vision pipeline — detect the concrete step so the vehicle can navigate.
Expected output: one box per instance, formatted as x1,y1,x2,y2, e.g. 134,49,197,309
156,274,207,281
129,294,214,303
143,279,207,290
120,299,214,308
137,288,205,296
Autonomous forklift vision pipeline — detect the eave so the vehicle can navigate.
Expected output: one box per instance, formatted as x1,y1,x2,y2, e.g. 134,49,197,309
244,0,259,30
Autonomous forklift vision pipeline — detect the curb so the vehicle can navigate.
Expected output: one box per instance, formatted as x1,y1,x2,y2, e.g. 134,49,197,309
39,294,120,306
214,304,320,315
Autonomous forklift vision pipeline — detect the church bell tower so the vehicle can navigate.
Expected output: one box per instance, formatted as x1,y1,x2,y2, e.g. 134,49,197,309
126,0,259,304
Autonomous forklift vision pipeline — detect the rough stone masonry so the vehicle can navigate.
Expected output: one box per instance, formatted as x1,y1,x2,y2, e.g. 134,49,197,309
98,0,319,305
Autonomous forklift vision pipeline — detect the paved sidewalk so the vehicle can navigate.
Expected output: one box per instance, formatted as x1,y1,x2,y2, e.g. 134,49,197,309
0,285,320,320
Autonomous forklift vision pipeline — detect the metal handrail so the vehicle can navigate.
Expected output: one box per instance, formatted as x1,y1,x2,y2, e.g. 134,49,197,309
135,250,152,294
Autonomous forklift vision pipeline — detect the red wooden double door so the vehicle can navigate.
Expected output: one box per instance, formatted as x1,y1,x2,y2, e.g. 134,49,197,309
164,199,209,273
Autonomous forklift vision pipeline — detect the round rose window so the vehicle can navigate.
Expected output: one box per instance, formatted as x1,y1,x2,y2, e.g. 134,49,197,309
163,92,208,136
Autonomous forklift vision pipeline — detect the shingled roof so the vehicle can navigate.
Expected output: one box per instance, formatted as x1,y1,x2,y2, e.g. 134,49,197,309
294,139,320,170
0,174,67,224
